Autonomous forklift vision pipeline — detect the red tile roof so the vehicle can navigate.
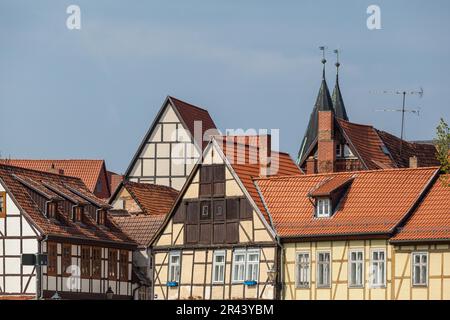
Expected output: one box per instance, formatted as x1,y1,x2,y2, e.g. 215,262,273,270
214,135,301,223
122,181,178,216
255,167,439,238
169,96,218,150
337,119,439,170
309,175,354,197
0,164,136,247
0,159,106,194
112,214,166,247
392,175,450,242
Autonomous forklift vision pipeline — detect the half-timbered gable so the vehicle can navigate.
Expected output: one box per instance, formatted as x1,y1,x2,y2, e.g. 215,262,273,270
255,167,443,300
108,181,178,300
0,164,137,300
124,96,217,190
151,135,301,300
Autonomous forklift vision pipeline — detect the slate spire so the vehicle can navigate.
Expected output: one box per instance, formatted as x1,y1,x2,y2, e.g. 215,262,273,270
297,48,334,164
331,49,349,120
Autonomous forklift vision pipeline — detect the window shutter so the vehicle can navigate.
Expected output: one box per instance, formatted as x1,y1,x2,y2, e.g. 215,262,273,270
226,198,239,220
213,200,225,221
173,203,186,223
213,165,225,181
200,201,211,221
199,224,212,244
186,202,199,224
226,222,239,243
239,198,253,219
213,223,226,244
186,224,199,243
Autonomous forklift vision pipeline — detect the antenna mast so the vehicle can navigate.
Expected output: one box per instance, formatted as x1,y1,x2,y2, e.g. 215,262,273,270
371,87,423,156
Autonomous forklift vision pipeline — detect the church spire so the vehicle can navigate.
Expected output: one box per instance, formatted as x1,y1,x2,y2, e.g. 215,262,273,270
297,47,334,164
331,49,349,120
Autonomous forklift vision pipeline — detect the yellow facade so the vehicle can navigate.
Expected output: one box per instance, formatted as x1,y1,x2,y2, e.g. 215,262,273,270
283,240,450,300
152,144,277,300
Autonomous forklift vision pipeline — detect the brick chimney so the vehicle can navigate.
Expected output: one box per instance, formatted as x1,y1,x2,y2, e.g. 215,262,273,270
48,163,64,175
409,156,418,168
306,156,316,174
259,135,271,177
317,110,336,173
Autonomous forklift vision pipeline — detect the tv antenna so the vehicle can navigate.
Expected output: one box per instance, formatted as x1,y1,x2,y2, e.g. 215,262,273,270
370,87,424,156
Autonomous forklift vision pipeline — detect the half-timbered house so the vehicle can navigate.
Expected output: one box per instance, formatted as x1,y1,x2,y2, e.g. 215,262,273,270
124,96,217,190
0,164,136,300
109,181,179,300
150,135,301,300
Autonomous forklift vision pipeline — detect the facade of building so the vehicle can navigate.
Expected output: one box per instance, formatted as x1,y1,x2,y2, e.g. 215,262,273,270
109,181,179,300
0,164,136,300
124,96,217,190
150,135,301,300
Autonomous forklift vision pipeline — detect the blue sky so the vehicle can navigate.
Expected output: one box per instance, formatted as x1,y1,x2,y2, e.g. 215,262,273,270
1,0,449,173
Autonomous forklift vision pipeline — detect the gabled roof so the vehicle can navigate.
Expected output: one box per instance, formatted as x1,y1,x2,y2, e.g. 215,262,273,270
337,119,439,170
0,164,136,248
308,175,354,197
0,159,107,194
214,135,301,224
392,176,450,243
109,181,178,247
124,96,217,178
255,167,439,239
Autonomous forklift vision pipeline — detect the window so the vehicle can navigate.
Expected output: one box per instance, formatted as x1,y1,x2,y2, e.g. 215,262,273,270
232,249,260,283
92,247,102,279
349,250,364,287
370,249,386,287
168,251,181,283
0,191,6,218
61,244,72,276
212,251,226,283
246,250,260,282
344,145,355,158
316,198,331,218
412,252,428,286
317,252,331,288
97,210,106,225
46,202,57,219
119,251,129,281
296,252,310,288
336,144,343,157
47,242,57,276
81,246,91,278
95,180,103,193
108,249,118,280
200,201,211,220
73,206,84,223
232,251,246,282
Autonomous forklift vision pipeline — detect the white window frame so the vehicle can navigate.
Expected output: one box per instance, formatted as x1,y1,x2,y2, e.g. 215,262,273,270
316,198,331,218
168,251,181,283
212,250,226,284
232,250,246,283
370,249,386,288
246,249,260,282
295,252,310,288
348,250,364,288
411,252,428,287
316,251,331,288
231,249,260,283
336,144,343,158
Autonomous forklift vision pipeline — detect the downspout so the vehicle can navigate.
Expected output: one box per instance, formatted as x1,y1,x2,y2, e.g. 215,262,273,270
36,234,48,300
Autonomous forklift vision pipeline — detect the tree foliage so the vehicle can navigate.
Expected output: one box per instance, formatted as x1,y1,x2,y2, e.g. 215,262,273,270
435,118,450,185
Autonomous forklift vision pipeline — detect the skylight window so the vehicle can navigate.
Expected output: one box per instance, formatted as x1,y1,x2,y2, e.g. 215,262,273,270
381,145,391,155
316,198,331,218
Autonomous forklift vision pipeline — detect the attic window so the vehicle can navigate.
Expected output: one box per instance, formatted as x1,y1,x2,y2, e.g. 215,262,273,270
46,202,57,219
381,145,390,156
316,198,331,218
73,206,84,223
97,210,106,225
0,192,6,218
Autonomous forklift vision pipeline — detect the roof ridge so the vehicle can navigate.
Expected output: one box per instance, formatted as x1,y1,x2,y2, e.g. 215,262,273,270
168,95,210,113
337,118,375,129
0,159,105,162
254,166,440,182
0,163,84,181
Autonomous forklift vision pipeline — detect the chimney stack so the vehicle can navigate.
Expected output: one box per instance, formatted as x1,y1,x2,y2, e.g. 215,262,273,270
317,110,336,173
48,163,64,175
259,135,271,177
306,156,317,174
409,156,418,168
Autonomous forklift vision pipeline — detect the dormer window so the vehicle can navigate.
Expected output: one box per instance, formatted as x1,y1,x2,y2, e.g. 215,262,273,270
97,209,106,225
46,202,57,219
316,198,331,218
73,206,84,223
